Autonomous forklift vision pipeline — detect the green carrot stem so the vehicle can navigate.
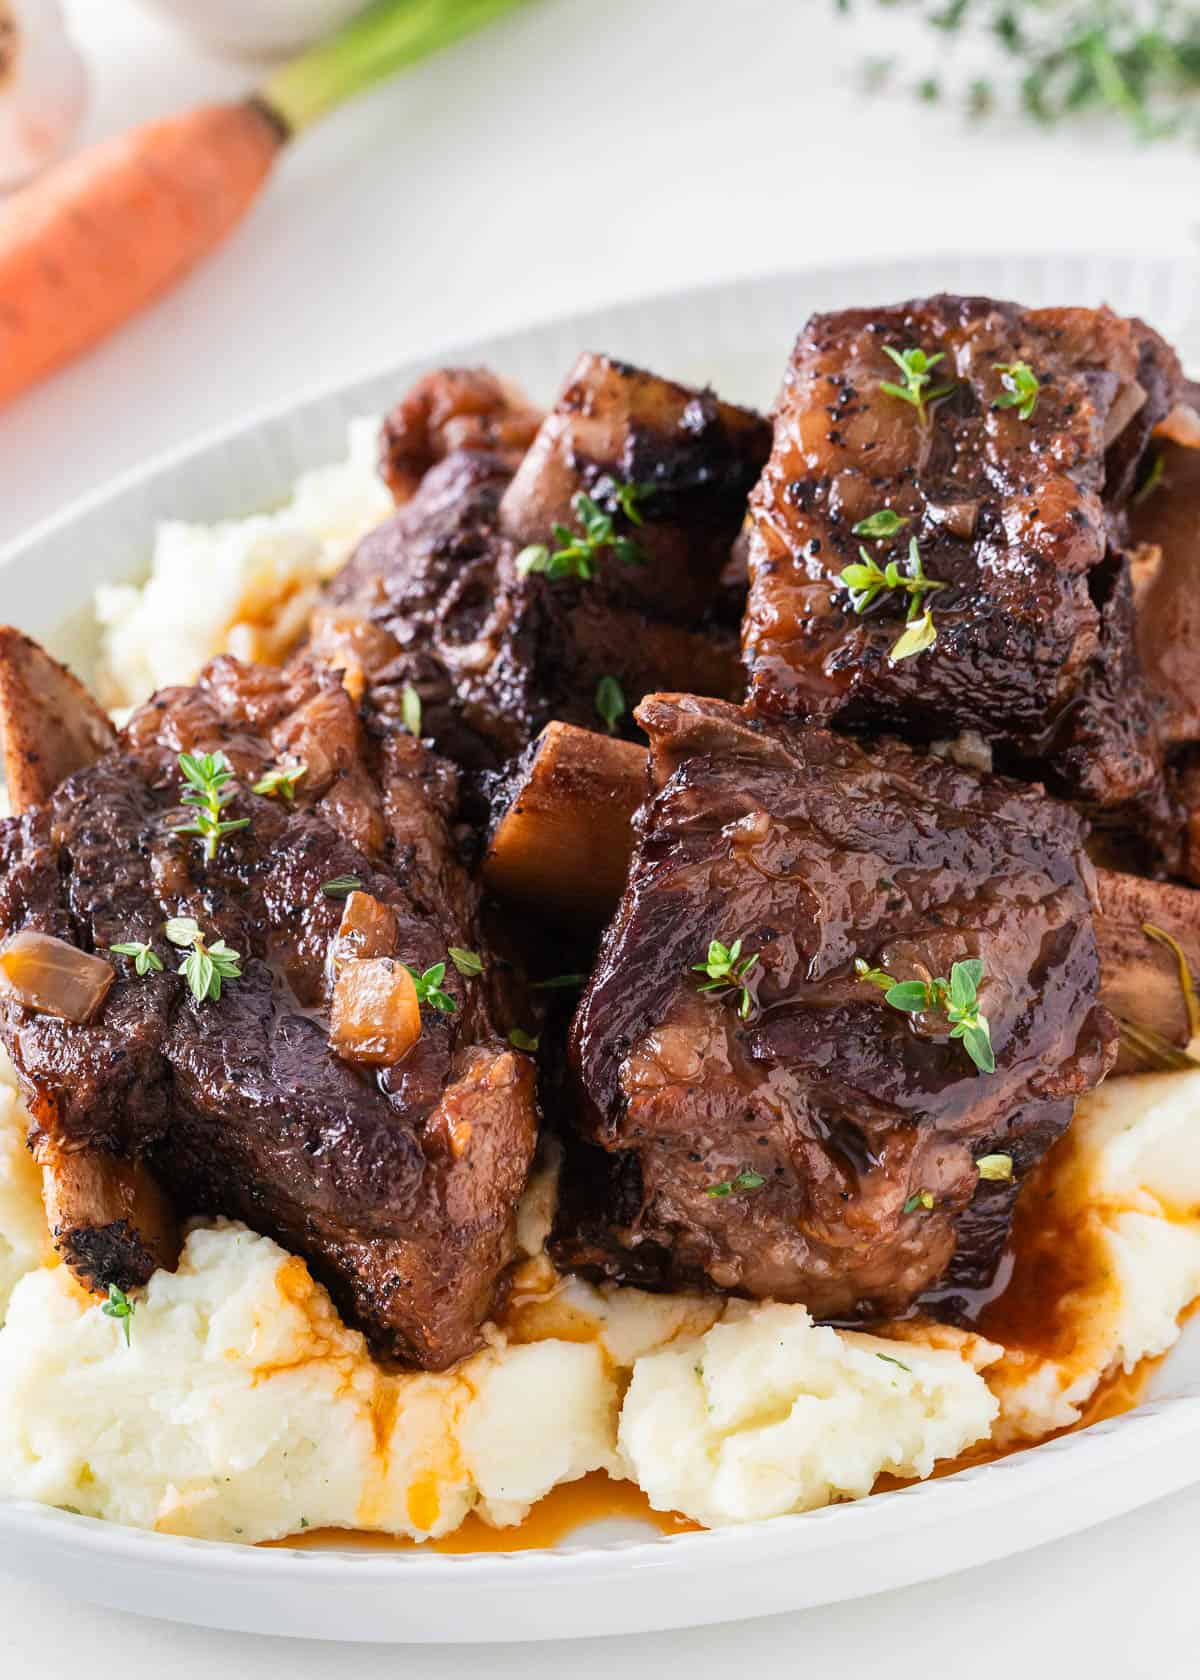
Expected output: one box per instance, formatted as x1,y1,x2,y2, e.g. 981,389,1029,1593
258,0,534,136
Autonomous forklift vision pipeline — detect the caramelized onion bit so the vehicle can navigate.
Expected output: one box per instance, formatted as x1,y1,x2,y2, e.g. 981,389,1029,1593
330,957,421,1066
0,930,115,1023
926,498,979,539
327,891,398,986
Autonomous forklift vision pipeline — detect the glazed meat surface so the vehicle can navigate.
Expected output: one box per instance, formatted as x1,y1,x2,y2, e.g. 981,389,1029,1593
555,694,1116,1320
0,652,536,1368
744,295,1182,819
318,355,769,768
378,366,543,502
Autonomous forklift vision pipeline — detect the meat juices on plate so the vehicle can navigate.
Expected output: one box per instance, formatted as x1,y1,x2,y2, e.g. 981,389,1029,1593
0,639,537,1370
743,296,1182,834
314,355,769,768
555,693,1117,1321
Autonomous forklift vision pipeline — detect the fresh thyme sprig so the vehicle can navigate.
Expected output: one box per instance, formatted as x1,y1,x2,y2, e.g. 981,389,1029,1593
101,1283,136,1346
173,752,250,861
836,536,945,663
705,1169,766,1199
837,1,1200,140
516,485,649,582
322,875,363,899
252,761,307,802
109,940,164,977
855,955,996,1074
880,344,952,422
400,683,422,738
447,946,484,977
693,937,760,1020
165,916,243,1005
993,360,1040,420
853,508,910,538
405,961,456,1014
595,674,627,735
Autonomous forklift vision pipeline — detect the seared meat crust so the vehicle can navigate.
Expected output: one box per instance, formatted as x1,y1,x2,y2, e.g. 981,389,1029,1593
318,355,768,768
744,295,1181,821
0,654,536,1368
555,694,1116,1320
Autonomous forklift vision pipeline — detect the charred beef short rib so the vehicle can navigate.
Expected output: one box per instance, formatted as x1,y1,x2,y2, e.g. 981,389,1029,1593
555,693,1117,1321
314,355,770,768
0,643,536,1368
743,295,1182,834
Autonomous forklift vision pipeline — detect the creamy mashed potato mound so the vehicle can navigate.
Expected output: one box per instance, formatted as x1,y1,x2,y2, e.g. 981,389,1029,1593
0,1054,50,1322
618,1304,999,1527
94,418,391,708
1,1063,1199,1537
989,1066,1200,1442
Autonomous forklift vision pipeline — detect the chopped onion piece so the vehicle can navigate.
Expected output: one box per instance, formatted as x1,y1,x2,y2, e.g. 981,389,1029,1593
0,929,114,1022
326,890,397,986
330,957,420,1066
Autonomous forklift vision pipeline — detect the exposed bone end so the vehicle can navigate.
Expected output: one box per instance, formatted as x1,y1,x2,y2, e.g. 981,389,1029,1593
0,626,116,813
483,722,648,925
35,1134,181,1295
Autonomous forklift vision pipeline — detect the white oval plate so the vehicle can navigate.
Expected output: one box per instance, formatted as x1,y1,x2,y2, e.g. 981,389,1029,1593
1,250,1199,1644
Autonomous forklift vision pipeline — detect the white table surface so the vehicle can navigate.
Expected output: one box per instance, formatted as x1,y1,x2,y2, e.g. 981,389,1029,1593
2,0,1199,1671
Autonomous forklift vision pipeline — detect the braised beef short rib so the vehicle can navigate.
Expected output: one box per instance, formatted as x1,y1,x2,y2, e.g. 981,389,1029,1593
316,355,770,767
555,694,1117,1320
0,647,536,1368
744,296,1182,833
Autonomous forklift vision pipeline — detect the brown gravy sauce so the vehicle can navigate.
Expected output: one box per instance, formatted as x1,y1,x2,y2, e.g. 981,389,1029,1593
266,1125,1176,1555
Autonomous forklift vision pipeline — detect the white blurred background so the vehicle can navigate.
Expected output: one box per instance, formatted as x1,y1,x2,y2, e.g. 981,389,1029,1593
0,0,1195,541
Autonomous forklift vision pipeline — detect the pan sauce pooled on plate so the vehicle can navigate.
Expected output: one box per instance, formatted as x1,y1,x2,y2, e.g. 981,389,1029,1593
0,306,1199,1542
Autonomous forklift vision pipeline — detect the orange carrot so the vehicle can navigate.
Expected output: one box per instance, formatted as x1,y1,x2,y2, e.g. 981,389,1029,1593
0,0,534,408
0,102,281,406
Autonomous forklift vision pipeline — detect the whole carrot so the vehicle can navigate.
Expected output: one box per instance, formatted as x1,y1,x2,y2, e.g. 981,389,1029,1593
0,0,533,408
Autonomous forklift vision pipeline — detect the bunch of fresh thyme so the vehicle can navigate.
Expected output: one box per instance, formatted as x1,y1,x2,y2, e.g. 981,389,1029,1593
836,0,1200,139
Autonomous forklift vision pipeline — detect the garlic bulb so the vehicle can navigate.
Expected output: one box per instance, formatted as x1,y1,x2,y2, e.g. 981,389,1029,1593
0,0,87,191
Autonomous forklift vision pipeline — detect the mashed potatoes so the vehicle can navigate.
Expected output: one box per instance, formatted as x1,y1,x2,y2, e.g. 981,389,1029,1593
0,1056,50,1322
989,1067,1200,1442
94,419,391,709
618,1304,999,1528
1,1057,1199,1538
